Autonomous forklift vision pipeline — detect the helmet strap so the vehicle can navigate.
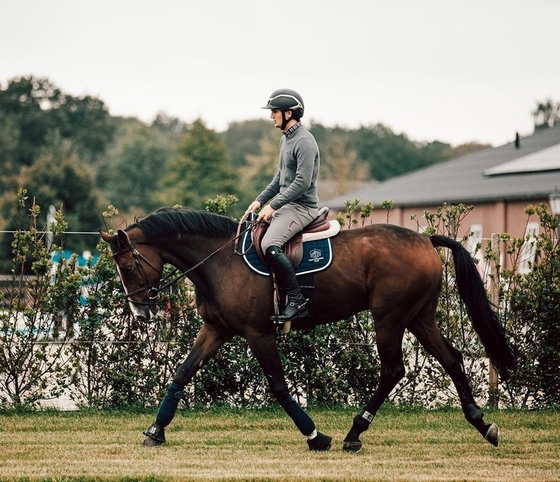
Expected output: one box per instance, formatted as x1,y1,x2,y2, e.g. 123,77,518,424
281,110,292,131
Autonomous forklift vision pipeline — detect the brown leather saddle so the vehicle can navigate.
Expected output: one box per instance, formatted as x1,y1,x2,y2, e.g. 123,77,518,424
252,206,331,268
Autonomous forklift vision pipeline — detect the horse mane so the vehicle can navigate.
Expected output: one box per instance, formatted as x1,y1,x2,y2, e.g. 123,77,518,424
128,208,238,239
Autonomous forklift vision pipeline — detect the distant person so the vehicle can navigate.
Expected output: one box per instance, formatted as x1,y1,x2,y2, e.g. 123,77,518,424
244,88,320,324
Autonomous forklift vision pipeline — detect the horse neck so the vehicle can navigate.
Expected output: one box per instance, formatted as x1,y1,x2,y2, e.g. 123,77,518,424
159,232,234,288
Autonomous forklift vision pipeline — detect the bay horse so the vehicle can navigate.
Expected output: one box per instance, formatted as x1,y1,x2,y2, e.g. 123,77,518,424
100,207,515,452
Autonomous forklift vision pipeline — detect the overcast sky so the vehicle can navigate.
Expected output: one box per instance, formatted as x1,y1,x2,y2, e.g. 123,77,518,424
1,0,559,147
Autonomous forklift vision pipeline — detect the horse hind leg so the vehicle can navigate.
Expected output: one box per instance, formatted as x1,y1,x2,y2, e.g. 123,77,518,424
408,313,500,446
343,327,406,452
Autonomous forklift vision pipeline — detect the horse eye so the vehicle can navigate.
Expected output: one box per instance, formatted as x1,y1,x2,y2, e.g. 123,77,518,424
121,265,134,275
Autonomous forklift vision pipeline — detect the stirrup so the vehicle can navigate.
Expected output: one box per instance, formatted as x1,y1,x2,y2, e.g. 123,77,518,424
270,298,309,325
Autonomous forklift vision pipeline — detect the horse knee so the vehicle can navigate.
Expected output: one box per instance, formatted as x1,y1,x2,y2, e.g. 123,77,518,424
442,357,464,378
394,364,406,382
441,341,465,371
265,373,290,400
380,363,405,386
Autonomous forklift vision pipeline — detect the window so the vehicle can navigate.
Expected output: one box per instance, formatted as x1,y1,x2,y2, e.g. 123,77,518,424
519,222,539,274
467,224,483,258
467,223,486,277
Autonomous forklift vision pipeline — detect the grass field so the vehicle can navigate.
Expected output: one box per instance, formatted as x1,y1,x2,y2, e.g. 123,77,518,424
0,407,558,481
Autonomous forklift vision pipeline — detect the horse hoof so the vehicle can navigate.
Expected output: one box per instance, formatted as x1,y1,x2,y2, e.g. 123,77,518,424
143,422,166,445
342,440,363,453
307,431,332,451
484,423,499,447
143,436,163,447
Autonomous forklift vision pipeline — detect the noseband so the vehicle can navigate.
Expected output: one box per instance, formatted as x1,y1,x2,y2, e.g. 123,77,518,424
111,241,163,306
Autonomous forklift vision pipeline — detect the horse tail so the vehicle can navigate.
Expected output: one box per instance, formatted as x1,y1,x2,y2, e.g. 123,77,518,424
430,234,516,380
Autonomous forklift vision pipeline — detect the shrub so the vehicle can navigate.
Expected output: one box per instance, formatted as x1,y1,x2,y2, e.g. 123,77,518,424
497,204,560,408
0,194,558,410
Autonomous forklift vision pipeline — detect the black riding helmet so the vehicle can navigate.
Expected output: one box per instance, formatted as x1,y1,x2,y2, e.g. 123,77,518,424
262,89,304,129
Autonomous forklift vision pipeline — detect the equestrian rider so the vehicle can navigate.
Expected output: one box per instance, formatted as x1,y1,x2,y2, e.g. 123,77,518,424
245,88,320,324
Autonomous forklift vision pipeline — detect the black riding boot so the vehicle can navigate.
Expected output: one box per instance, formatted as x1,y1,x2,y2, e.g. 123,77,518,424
265,245,309,324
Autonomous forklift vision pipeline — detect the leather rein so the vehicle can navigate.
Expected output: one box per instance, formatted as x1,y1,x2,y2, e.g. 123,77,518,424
112,218,260,306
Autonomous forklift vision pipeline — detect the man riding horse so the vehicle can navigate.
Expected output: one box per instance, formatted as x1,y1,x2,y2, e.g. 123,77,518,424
102,88,514,451
244,88,321,324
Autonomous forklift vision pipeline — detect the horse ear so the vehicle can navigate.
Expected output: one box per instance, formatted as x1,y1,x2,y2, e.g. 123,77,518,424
100,231,112,243
117,229,131,247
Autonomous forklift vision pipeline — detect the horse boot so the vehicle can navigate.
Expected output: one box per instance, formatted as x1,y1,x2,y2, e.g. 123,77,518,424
265,245,309,325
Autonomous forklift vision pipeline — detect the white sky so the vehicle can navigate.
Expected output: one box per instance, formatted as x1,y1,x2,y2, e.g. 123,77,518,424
1,0,559,146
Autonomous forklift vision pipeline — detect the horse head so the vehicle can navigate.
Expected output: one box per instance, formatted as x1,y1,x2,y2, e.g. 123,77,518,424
100,229,163,320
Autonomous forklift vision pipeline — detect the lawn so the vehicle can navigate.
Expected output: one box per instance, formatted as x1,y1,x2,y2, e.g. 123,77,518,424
0,407,558,481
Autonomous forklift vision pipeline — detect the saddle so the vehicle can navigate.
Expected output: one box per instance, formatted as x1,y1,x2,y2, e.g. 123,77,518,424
252,206,332,268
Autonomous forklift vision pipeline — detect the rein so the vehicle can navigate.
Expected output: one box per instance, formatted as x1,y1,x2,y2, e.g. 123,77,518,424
113,218,261,304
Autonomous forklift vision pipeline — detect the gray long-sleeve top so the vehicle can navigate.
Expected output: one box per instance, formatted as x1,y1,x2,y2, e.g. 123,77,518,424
256,124,320,210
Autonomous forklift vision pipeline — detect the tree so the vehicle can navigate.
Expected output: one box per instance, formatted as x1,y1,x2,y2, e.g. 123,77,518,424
0,76,115,171
0,134,103,272
100,118,177,213
0,77,56,169
350,124,433,181
532,99,560,130
319,134,369,198
157,119,239,210
0,111,20,192
222,119,276,167
51,93,115,164
237,129,279,207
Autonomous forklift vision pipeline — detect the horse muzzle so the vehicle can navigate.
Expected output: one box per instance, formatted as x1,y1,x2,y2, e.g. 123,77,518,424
128,299,159,320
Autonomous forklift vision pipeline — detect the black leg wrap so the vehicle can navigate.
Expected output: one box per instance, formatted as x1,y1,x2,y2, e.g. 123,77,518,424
277,394,316,436
343,413,372,452
143,421,166,446
307,431,332,451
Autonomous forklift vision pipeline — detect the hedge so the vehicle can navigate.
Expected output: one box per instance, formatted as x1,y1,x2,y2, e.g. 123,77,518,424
0,190,558,410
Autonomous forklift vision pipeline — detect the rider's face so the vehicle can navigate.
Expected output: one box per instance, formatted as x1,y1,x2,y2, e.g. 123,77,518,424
270,109,292,129
270,109,283,128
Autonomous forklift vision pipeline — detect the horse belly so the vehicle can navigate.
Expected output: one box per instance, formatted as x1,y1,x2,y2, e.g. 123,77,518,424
311,269,370,323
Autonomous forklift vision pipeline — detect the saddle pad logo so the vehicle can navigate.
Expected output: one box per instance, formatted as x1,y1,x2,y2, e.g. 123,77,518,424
309,248,324,263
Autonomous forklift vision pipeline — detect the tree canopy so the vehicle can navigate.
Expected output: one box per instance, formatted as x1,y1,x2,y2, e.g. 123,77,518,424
156,119,239,210
1,74,554,271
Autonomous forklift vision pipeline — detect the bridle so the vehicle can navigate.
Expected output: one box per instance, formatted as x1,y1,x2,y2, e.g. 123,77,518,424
111,217,262,308
111,241,163,307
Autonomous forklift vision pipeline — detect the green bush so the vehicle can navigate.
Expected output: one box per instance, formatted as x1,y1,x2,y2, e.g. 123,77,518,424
0,194,558,410
497,204,560,408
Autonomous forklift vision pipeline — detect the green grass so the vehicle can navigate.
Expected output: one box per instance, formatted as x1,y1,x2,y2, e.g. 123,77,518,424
0,407,558,481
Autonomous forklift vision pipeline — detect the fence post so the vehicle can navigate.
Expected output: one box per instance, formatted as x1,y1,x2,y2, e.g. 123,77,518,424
488,233,500,408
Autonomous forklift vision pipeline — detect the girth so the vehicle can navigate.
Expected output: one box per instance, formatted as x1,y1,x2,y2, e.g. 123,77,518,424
252,206,331,267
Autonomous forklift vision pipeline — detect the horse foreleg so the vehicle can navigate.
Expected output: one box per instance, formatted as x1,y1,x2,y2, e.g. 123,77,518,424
343,332,406,452
248,335,332,451
143,323,231,446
